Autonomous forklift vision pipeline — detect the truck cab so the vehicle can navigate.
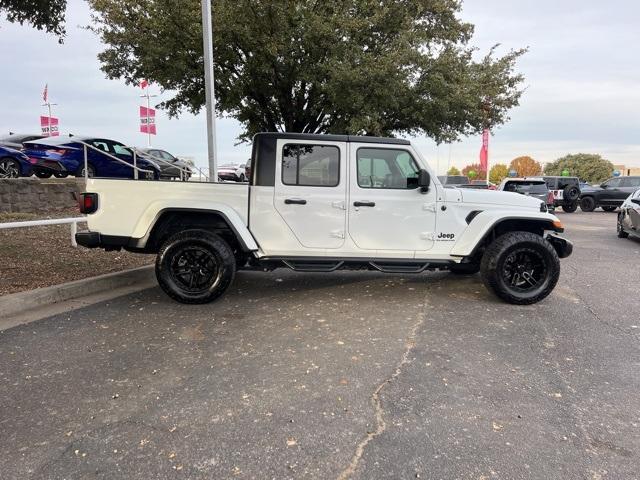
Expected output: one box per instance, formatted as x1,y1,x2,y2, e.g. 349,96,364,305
77,132,572,305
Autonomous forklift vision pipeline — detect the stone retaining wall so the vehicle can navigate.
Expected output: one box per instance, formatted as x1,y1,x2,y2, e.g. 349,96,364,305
0,178,83,213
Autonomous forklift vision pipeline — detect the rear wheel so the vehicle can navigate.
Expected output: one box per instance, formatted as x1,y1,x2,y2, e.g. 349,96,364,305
580,196,596,212
561,202,578,213
239,173,246,182
53,172,69,178
480,231,560,305
602,206,617,212
617,214,629,238
0,157,20,178
34,171,52,179
156,230,236,304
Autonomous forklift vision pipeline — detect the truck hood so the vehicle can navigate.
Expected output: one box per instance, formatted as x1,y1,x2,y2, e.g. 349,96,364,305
457,188,543,210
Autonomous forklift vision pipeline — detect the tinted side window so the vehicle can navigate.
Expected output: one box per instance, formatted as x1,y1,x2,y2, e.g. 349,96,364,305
622,177,640,188
604,178,622,188
282,144,340,187
357,148,420,189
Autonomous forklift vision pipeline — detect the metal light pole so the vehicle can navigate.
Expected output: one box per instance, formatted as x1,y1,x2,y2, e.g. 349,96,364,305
201,0,218,181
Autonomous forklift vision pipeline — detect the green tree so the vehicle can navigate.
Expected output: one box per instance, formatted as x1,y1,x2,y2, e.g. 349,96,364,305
462,163,486,180
88,0,526,141
509,156,542,177
447,166,461,176
543,154,613,183
0,0,67,39
489,163,508,183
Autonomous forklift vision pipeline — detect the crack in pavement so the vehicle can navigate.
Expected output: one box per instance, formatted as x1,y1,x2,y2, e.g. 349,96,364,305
336,287,432,480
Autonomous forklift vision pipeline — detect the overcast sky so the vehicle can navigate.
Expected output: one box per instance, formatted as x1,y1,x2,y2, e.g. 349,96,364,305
1,0,638,172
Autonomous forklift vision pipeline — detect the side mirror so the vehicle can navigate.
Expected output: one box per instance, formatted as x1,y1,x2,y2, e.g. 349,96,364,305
418,169,430,193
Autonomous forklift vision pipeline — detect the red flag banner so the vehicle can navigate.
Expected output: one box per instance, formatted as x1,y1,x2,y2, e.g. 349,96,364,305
479,129,489,172
40,116,59,136
139,106,156,135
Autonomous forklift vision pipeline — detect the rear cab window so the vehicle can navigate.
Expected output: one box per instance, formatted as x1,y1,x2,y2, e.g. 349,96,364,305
282,144,340,187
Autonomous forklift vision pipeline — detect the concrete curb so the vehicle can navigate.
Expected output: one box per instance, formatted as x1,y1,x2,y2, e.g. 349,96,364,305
0,265,155,318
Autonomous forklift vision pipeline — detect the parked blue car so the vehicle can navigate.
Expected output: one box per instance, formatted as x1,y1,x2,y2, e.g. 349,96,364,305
23,136,161,179
0,144,36,178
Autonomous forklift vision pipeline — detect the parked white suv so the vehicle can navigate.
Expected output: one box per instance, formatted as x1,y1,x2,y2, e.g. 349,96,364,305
76,133,572,305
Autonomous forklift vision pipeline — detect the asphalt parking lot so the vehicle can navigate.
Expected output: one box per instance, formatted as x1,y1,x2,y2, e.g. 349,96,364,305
1,211,639,479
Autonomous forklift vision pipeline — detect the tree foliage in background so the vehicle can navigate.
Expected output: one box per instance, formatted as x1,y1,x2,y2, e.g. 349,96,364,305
88,0,526,142
509,156,542,177
447,166,461,176
462,163,486,180
544,154,613,183
0,0,67,40
489,163,508,183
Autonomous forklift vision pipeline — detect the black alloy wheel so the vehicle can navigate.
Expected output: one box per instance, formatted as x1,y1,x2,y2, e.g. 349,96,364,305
481,231,560,305
0,157,20,178
561,202,578,213
156,230,236,304
580,196,596,212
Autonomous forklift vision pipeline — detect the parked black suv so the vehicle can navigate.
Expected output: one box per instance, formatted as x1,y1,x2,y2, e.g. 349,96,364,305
580,176,640,212
542,176,581,213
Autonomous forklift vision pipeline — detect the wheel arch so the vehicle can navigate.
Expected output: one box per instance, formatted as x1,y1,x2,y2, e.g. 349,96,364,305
450,212,563,258
143,207,259,254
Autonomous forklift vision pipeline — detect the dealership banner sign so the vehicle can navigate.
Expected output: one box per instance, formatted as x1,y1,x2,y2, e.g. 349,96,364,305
139,106,156,135
40,116,59,136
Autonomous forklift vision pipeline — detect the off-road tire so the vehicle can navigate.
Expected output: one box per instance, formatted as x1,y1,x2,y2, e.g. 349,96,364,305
480,231,560,305
156,229,236,304
602,206,617,212
617,214,629,238
563,185,580,202
580,196,596,212
561,202,578,213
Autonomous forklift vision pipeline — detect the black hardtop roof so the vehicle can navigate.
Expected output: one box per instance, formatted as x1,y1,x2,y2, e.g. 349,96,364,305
254,132,410,145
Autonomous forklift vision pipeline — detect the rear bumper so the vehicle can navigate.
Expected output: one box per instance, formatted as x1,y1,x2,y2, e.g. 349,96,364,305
546,233,573,258
76,232,140,251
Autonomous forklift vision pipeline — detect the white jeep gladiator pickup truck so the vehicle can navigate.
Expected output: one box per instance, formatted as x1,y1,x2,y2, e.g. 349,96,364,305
76,132,572,305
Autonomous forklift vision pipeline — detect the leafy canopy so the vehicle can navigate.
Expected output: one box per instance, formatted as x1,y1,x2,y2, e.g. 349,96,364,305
544,153,613,183
462,162,486,180
88,0,526,141
489,163,508,183
509,156,542,177
0,0,67,40
447,166,461,176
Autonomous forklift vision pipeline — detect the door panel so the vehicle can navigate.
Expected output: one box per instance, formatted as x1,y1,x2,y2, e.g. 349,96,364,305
348,145,436,252
273,140,347,249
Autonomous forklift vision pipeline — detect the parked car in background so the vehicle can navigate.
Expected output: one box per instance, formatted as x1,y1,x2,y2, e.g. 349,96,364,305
498,177,555,212
541,176,581,213
580,176,640,212
0,145,35,178
218,163,247,182
617,189,640,239
23,136,161,179
0,133,45,150
437,175,469,186
138,148,192,180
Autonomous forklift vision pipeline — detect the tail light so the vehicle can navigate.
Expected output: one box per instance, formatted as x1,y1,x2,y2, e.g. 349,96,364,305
79,193,98,214
547,191,555,205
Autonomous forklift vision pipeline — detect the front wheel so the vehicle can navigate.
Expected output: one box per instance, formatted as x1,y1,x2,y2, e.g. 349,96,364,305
480,231,560,305
580,196,596,212
53,172,69,178
155,230,236,304
602,206,617,212
562,202,578,213
0,157,20,178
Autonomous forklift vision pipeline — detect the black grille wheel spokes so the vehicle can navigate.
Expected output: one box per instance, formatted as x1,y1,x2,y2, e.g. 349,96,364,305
170,246,219,293
502,248,547,292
